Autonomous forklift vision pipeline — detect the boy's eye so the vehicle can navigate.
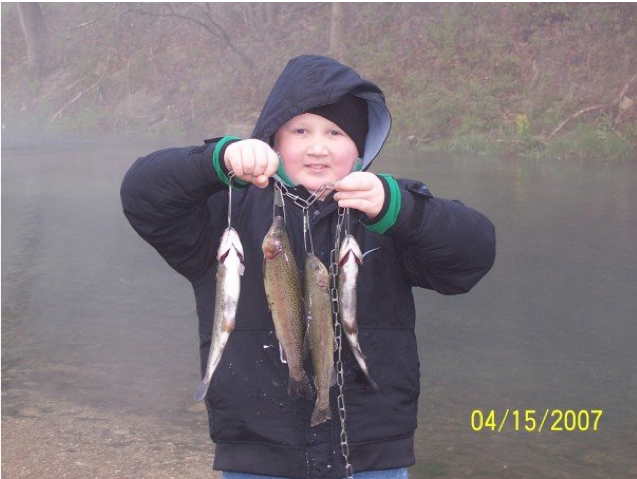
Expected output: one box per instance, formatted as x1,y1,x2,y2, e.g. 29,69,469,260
328,130,342,136
293,128,307,135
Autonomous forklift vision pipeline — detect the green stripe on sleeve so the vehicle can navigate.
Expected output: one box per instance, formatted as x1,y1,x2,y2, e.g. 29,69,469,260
275,156,296,187
363,174,402,234
212,136,248,188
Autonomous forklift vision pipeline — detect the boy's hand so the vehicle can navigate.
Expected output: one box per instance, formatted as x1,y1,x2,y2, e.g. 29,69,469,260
224,139,279,188
334,172,385,219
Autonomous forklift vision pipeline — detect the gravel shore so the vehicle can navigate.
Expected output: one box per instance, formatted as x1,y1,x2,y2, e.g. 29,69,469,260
2,386,222,479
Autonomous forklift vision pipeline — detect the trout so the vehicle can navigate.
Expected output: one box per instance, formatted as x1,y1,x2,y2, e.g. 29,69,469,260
194,227,245,402
338,234,379,390
263,216,312,400
303,253,336,426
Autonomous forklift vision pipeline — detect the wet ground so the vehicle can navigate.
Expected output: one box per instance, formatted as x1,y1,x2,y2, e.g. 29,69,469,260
2,386,219,479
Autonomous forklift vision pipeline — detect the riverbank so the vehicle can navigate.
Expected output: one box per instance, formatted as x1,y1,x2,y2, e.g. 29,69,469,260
2,4,635,163
2,385,221,479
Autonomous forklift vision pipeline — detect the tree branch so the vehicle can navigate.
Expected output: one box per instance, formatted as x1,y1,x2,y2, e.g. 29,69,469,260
547,104,606,141
132,3,253,68
50,54,111,123
546,73,637,140
612,73,637,126
49,77,102,123
616,73,637,103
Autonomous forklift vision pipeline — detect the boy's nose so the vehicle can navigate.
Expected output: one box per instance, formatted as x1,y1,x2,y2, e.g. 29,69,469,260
307,137,328,155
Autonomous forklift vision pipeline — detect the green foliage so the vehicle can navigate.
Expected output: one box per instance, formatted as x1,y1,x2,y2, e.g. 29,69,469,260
48,107,105,134
2,3,635,163
546,121,636,163
621,122,637,146
446,132,492,155
515,114,531,136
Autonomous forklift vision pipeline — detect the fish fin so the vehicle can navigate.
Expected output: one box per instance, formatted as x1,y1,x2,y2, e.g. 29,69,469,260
350,342,366,361
288,373,313,401
361,247,380,259
303,333,310,360
329,367,337,387
366,374,380,392
221,315,235,333
342,320,359,336
348,340,380,391
310,405,332,427
301,374,313,400
279,343,288,364
193,380,210,402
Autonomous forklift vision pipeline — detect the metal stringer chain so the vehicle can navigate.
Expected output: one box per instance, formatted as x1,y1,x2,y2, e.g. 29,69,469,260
227,171,235,227
276,181,333,210
276,181,353,478
329,207,354,479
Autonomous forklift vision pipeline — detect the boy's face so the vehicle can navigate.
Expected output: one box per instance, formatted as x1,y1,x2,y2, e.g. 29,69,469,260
274,113,359,196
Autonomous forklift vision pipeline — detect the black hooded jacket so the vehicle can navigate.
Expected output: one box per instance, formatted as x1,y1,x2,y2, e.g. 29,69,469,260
121,55,496,478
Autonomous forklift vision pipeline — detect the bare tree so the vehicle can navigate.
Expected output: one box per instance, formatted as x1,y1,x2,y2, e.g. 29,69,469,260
131,3,253,68
329,3,346,62
16,2,52,79
264,3,276,29
240,4,275,31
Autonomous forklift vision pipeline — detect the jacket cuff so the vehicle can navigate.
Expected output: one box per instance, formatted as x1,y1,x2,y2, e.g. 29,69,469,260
362,174,402,234
212,136,248,188
275,160,296,187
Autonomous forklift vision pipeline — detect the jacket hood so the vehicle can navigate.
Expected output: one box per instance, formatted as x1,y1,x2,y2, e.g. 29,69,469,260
251,55,392,171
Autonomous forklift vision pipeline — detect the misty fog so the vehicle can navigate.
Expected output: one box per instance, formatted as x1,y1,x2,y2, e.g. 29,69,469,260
3,137,637,477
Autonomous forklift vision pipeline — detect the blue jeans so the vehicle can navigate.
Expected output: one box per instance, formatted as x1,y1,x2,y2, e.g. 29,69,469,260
222,468,408,479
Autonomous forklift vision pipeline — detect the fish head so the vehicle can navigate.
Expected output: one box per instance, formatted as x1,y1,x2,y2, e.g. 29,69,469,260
338,234,363,266
262,216,287,260
305,253,330,289
218,227,244,262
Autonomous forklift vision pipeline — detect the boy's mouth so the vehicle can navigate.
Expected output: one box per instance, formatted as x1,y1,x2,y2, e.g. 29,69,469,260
306,164,328,172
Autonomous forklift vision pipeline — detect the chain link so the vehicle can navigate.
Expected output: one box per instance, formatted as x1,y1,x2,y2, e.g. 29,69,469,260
329,207,354,479
277,181,334,210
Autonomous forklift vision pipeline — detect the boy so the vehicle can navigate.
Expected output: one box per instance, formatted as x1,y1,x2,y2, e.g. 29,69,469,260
121,55,496,479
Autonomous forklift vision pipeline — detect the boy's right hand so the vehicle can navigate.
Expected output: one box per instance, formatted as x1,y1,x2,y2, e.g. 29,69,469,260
224,139,279,188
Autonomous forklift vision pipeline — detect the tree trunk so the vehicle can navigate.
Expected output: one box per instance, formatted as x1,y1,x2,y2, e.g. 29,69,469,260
17,2,51,80
329,3,346,62
264,3,275,29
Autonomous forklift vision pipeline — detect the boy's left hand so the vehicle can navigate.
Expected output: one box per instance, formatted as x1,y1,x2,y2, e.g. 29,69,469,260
334,172,385,219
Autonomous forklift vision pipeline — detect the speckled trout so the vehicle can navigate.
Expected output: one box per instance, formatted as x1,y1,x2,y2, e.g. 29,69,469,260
338,233,379,390
263,216,312,400
303,253,336,426
193,227,244,402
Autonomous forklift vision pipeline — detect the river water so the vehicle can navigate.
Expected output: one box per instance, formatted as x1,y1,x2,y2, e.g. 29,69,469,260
2,137,636,478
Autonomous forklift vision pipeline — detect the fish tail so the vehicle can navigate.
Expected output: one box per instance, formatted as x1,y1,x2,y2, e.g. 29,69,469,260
193,380,210,402
288,373,313,400
350,343,380,391
310,404,332,427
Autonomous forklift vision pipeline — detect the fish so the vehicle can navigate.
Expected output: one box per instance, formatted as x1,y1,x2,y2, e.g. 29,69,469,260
303,253,336,427
194,227,245,402
262,216,312,400
338,233,379,391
